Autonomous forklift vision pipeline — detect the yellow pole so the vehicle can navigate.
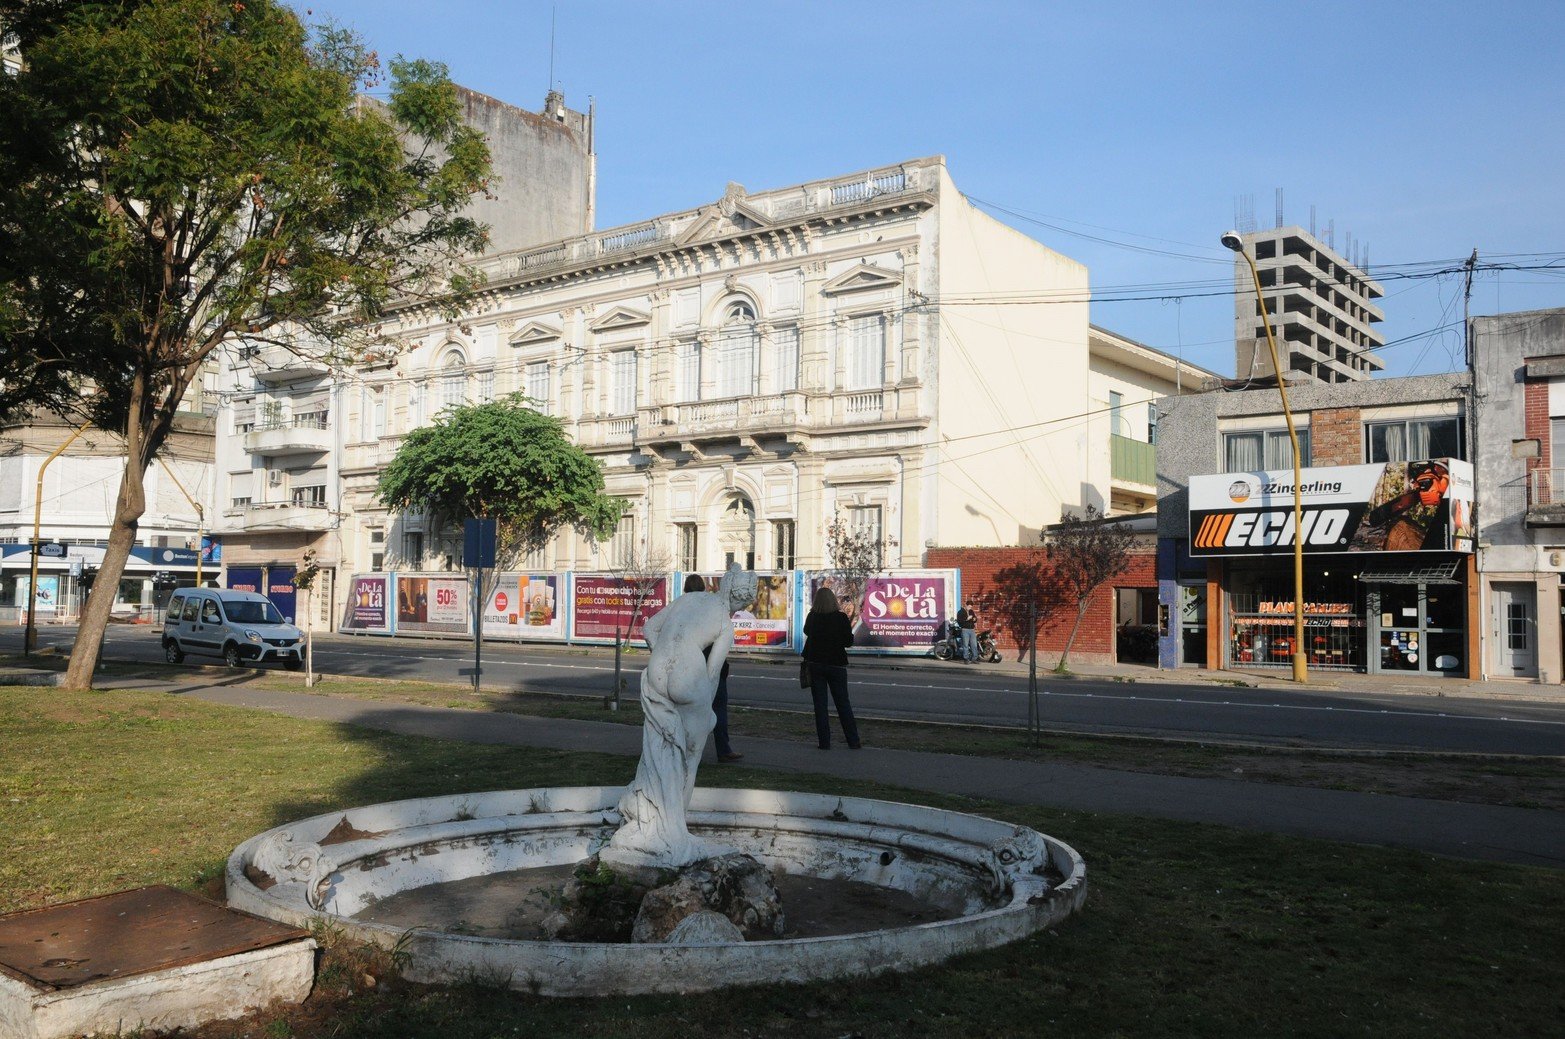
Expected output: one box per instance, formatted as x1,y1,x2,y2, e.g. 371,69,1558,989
27,419,94,656
1233,244,1308,684
155,456,205,587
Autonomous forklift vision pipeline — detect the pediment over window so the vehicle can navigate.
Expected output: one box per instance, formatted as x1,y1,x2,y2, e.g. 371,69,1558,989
509,321,561,347
674,202,772,247
587,307,652,333
821,263,902,296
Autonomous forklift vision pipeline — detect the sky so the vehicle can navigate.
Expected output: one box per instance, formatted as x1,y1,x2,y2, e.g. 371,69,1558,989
293,0,1565,381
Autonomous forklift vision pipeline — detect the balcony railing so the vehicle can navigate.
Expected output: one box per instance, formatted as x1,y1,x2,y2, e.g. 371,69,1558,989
228,500,333,532
1110,433,1156,487
842,391,884,421
244,414,332,456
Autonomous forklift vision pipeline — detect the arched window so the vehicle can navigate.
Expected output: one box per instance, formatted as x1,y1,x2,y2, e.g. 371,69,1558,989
718,492,756,570
715,300,757,399
439,348,467,410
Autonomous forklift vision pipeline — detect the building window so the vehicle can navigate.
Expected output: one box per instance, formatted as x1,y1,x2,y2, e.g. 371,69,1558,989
774,520,795,570
847,314,885,391
845,505,884,569
292,485,326,507
677,523,699,572
1109,391,1126,437
361,386,386,441
1147,403,1158,445
525,361,550,411
477,370,495,403
1224,429,1310,471
677,341,701,402
403,532,423,567
369,529,385,572
439,349,467,411
610,513,635,567
1366,417,1464,463
772,326,799,393
716,301,757,398
611,350,638,415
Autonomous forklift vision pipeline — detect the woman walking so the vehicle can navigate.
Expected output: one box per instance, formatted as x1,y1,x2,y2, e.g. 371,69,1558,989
802,586,862,750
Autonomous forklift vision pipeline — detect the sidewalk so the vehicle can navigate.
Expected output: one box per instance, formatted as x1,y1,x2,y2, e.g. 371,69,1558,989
81,674,1556,871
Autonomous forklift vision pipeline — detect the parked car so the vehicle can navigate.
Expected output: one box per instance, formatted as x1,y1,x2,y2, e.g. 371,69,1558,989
162,588,304,669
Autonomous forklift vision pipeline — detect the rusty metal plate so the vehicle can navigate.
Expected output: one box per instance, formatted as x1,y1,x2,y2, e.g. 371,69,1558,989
0,885,310,991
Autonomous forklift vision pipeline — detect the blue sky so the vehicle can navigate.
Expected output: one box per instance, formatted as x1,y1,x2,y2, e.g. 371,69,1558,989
296,1,1565,380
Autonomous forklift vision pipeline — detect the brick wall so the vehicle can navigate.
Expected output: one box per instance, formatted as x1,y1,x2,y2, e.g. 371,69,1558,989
1309,407,1361,466
925,546,1157,665
1525,377,1550,480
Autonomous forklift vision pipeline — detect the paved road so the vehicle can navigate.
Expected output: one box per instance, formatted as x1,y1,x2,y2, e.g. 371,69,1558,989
14,624,1565,756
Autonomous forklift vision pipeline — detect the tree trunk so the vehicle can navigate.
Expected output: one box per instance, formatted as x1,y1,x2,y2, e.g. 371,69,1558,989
1057,598,1091,673
63,376,155,691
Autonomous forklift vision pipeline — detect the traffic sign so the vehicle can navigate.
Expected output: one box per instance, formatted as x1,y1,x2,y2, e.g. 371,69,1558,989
462,518,497,568
35,541,66,558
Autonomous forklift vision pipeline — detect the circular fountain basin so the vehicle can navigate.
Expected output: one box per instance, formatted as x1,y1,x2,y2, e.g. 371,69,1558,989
226,787,1087,996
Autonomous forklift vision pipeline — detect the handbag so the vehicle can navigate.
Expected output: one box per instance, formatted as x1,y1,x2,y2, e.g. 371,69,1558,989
798,660,812,688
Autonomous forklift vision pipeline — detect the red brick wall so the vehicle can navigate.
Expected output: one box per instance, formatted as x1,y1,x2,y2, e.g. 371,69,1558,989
1525,378,1550,484
1309,407,1361,466
925,546,1156,665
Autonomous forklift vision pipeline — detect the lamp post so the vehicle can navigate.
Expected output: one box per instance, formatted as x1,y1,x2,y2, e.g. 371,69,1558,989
1222,230,1308,684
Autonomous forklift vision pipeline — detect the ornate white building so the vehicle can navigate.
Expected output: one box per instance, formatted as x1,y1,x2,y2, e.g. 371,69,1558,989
211,156,1202,621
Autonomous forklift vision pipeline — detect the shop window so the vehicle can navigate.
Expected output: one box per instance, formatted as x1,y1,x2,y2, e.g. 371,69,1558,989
1366,417,1464,463
1224,428,1310,472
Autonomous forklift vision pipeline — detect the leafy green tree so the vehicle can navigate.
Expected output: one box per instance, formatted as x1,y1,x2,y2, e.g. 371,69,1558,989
0,0,492,688
376,396,623,561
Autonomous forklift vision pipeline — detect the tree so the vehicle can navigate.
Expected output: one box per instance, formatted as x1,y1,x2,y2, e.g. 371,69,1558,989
819,511,884,627
1043,504,1135,674
605,541,672,711
0,0,493,689
375,395,624,562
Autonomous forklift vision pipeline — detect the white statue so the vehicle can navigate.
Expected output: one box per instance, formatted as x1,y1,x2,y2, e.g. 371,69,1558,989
602,563,758,869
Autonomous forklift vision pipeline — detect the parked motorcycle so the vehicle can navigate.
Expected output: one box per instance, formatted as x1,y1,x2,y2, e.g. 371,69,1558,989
932,619,1002,663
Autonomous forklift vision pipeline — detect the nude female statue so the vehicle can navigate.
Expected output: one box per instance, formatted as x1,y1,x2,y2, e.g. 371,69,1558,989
601,564,758,869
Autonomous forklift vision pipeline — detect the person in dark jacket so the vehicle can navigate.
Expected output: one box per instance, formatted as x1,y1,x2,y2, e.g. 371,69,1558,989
802,586,862,750
684,573,742,762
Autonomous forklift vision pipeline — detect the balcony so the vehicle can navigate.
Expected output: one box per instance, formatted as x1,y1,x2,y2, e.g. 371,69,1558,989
226,500,334,533
244,415,331,456
1110,434,1156,489
636,393,810,451
1527,468,1565,526
248,344,331,382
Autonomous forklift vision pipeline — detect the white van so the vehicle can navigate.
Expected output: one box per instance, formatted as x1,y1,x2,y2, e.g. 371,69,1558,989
162,588,304,669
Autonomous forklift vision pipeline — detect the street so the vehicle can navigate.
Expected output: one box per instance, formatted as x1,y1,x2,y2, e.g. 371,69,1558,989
12,624,1565,757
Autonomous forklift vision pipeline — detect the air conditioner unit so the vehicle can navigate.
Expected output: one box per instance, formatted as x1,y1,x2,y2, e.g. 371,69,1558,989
268,471,283,487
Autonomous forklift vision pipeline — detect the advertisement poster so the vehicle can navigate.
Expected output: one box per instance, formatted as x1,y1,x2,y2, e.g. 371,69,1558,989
483,573,564,640
396,574,470,634
340,574,390,632
807,571,952,652
1190,458,1476,557
13,576,59,624
571,574,669,644
687,571,793,649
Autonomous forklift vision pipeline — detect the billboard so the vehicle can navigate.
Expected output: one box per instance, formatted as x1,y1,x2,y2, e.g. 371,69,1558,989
482,573,564,640
13,576,59,623
685,571,794,650
806,570,954,653
571,574,669,644
396,574,470,634
1189,458,1475,557
340,574,391,632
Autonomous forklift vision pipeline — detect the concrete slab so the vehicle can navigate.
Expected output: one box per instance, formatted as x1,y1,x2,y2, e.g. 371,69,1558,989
0,887,315,1039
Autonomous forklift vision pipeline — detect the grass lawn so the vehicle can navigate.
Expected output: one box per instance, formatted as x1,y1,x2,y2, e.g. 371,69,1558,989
1,684,1561,1038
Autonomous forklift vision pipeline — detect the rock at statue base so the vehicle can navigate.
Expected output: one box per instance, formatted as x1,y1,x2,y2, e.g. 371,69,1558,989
632,853,785,943
665,910,745,945
545,855,673,942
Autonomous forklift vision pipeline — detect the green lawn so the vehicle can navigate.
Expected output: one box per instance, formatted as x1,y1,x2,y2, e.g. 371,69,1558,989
1,684,1561,1038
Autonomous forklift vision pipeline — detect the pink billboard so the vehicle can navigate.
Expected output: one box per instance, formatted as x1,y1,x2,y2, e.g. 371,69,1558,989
341,574,390,633
808,570,953,652
571,574,669,644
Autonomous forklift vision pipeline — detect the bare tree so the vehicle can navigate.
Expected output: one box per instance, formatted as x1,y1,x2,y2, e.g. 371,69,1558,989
820,511,884,626
1043,504,1134,674
606,542,673,711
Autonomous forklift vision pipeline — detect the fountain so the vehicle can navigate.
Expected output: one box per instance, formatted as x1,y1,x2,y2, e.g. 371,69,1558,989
226,567,1087,995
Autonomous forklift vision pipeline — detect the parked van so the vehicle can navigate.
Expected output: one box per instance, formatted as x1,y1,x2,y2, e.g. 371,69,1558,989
162,588,304,669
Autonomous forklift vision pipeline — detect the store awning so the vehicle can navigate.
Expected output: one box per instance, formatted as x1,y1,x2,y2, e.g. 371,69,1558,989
1355,560,1463,584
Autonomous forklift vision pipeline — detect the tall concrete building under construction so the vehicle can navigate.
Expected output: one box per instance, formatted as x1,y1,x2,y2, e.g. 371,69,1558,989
1232,226,1384,384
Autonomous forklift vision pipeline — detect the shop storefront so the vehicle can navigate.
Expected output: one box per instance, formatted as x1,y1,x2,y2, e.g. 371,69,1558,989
0,543,206,623
1187,458,1477,677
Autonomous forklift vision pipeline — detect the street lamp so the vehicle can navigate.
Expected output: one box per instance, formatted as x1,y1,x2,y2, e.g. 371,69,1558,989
1222,230,1308,684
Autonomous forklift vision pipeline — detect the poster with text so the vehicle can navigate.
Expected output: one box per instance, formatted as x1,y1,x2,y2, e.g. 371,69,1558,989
483,573,564,640
396,574,470,634
807,570,953,653
571,574,669,644
687,571,794,649
13,576,59,624
340,574,390,632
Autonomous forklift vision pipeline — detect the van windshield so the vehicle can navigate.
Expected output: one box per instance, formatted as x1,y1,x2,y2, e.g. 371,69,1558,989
224,600,285,625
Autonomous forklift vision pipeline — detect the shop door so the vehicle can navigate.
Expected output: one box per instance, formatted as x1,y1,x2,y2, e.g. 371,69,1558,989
1179,585,1207,667
267,566,297,624
1374,584,1423,674
225,567,263,595
1492,582,1537,678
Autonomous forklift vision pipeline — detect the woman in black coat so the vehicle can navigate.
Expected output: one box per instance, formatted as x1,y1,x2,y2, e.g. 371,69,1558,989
802,586,862,750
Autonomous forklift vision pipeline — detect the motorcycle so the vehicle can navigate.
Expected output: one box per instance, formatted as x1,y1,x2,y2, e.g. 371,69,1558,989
933,619,1002,663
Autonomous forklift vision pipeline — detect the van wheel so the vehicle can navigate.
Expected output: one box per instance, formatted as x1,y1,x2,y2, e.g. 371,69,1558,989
164,640,185,664
223,642,244,668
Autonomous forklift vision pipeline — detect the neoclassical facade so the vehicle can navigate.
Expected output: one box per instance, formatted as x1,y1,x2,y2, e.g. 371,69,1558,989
213,156,1147,615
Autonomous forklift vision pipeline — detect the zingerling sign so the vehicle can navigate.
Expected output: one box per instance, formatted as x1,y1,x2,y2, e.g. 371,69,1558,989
1189,458,1474,557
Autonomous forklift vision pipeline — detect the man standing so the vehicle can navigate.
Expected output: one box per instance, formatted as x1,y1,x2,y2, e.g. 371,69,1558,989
956,602,979,664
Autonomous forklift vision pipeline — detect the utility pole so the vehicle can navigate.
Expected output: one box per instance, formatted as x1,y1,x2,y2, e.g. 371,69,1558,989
1462,248,1479,367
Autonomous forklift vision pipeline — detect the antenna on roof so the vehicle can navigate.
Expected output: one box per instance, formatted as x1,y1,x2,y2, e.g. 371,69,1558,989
548,5,557,91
